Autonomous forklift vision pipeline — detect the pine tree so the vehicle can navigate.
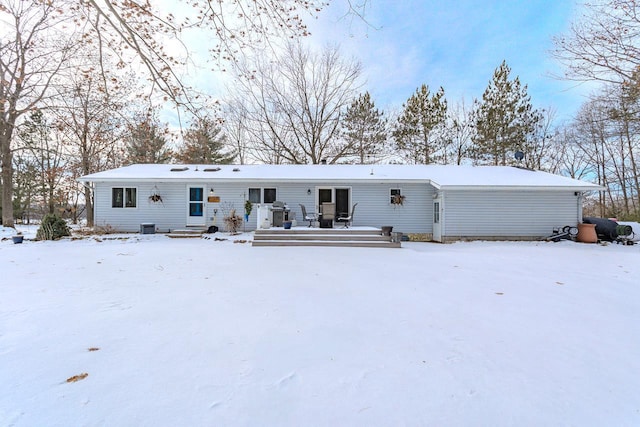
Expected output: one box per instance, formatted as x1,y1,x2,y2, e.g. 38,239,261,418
176,117,236,164
341,92,388,164
392,84,448,164
124,113,173,164
472,61,542,165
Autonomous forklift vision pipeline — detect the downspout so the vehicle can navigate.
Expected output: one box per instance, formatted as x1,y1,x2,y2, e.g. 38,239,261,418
577,191,583,223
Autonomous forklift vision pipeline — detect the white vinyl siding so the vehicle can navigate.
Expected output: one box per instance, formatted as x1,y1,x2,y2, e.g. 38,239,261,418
94,181,435,233
442,190,580,239
93,180,581,239
95,182,187,232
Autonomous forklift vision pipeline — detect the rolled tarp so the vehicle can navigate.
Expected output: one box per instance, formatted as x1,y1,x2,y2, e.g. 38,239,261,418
617,221,640,241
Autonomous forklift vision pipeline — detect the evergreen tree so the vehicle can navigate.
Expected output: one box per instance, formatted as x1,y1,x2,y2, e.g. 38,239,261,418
472,61,542,165
176,117,236,164
341,92,388,164
124,112,173,164
392,84,448,164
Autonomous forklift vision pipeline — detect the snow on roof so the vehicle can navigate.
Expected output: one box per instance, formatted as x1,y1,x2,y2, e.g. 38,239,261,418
79,164,602,190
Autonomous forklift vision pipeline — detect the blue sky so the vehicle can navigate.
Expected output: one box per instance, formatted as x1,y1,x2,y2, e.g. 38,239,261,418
304,0,592,122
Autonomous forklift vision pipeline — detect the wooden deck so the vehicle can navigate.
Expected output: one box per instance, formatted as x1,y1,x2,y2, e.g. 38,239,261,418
252,227,401,248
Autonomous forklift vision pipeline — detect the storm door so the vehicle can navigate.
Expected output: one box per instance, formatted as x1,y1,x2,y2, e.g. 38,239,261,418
433,197,442,242
187,186,206,226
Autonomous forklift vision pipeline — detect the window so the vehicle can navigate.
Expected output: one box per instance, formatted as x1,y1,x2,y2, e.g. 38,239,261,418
249,187,277,203
390,188,404,205
434,201,440,223
263,188,277,204
112,187,137,208
248,188,261,204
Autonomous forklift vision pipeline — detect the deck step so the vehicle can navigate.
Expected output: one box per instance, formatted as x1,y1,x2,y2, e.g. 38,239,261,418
252,227,401,248
254,234,391,242
252,240,401,248
167,229,205,238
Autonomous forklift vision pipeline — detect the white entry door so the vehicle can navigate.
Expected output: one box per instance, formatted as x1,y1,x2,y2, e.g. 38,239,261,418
433,197,442,242
186,186,206,226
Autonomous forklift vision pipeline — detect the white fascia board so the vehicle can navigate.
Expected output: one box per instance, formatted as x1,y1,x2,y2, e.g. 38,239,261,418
77,177,431,185
438,185,605,191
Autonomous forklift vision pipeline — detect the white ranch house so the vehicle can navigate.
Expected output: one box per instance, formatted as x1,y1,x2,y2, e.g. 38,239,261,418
79,164,602,242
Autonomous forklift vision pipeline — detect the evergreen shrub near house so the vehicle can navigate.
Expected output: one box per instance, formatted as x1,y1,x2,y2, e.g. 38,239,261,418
36,214,71,240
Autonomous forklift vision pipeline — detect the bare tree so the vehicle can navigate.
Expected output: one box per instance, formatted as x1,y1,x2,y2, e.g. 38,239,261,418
552,0,640,86
53,69,128,226
0,0,80,226
443,99,474,165
230,42,363,164
1,0,333,225
17,109,67,216
223,100,251,165
550,126,595,179
521,107,558,170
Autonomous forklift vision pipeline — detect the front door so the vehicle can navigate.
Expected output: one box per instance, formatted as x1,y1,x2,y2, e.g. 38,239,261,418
187,186,206,226
433,197,442,242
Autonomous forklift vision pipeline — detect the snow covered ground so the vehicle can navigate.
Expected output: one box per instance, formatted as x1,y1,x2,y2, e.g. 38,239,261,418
1,226,639,426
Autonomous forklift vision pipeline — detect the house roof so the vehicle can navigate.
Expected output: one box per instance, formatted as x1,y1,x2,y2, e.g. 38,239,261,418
78,164,603,191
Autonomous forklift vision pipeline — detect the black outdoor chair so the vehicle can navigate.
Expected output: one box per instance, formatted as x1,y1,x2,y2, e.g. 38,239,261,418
336,203,358,228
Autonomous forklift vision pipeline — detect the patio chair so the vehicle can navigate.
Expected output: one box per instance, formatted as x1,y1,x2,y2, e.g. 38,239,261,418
336,203,358,228
299,204,317,227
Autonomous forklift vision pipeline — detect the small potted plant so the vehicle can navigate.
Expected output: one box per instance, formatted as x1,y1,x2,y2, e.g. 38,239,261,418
391,194,406,205
149,186,163,204
12,231,24,244
149,193,163,203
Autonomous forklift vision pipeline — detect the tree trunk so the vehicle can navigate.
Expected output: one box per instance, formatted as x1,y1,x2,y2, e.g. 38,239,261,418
623,123,640,213
84,185,94,227
1,128,15,227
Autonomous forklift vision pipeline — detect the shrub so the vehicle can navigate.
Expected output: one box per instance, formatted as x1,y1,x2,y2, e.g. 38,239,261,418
36,214,71,240
223,209,244,234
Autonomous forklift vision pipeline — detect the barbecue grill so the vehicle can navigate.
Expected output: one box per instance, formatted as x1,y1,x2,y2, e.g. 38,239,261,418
270,201,290,227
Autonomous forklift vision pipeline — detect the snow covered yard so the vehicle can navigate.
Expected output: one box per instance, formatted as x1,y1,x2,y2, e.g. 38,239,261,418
1,229,639,426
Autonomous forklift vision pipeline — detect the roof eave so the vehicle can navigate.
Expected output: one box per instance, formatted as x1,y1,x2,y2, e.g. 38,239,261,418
437,185,605,191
